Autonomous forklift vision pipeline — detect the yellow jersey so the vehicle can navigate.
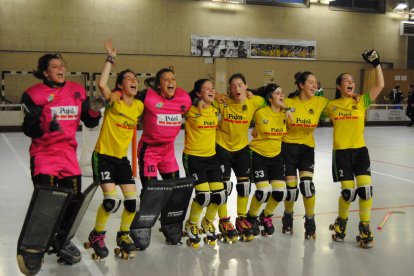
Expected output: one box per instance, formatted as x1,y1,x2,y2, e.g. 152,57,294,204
325,93,372,150
283,96,328,147
184,105,219,157
95,99,144,158
250,106,288,157
216,95,265,151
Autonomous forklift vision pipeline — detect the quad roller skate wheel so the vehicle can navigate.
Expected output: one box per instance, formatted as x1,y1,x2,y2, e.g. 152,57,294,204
203,237,217,245
83,242,91,249
186,239,199,248
282,229,293,235
305,233,316,240
329,224,334,231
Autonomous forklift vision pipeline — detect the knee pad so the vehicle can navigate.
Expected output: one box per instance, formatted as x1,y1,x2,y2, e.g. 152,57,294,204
123,198,137,213
103,197,122,213
211,189,227,205
299,180,315,198
194,190,211,207
236,181,251,197
356,185,373,200
341,188,357,202
271,187,287,202
224,180,233,196
254,185,271,203
285,186,299,202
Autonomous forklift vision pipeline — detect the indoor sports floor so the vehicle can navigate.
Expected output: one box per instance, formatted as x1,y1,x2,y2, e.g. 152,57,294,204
1,126,413,276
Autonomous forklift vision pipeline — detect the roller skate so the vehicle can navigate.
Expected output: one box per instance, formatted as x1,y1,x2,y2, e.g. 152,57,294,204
17,249,43,276
218,216,238,243
304,215,316,240
356,221,374,249
115,231,136,259
56,240,81,264
236,216,254,241
84,230,109,260
184,220,201,248
259,212,275,236
246,214,261,236
329,217,348,242
200,217,218,245
282,212,294,235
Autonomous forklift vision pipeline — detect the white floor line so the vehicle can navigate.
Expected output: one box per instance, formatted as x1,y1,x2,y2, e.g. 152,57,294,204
2,133,103,276
371,170,414,184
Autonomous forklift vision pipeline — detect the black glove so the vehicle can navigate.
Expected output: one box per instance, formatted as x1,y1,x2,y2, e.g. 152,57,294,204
49,114,60,132
362,50,380,68
89,96,105,112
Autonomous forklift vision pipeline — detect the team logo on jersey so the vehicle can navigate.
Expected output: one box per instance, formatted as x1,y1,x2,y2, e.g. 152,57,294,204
242,105,247,111
74,92,81,99
155,102,164,109
51,106,79,120
262,119,269,124
352,105,357,110
332,106,337,111
309,108,314,114
157,114,182,126
48,94,55,102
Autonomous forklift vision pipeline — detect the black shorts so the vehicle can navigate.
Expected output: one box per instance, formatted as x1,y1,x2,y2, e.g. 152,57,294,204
332,147,371,182
216,144,250,179
92,151,135,185
182,153,223,185
250,151,285,183
282,142,315,176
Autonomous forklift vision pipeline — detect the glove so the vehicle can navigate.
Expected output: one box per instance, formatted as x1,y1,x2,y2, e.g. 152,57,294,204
90,96,105,112
362,50,380,68
49,114,60,132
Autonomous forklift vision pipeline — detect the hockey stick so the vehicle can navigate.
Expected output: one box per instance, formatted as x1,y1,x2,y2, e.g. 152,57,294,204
377,210,405,231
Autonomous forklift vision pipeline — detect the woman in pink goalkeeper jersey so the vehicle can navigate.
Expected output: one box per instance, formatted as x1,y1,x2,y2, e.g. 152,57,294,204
17,53,102,275
135,68,191,244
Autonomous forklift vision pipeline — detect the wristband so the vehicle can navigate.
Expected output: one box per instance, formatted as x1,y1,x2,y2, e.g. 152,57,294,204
106,55,116,64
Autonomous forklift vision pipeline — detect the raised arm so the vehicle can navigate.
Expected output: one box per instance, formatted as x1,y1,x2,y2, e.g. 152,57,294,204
362,50,384,101
98,39,117,100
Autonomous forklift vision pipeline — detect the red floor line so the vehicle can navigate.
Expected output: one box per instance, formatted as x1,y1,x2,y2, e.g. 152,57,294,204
272,204,414,219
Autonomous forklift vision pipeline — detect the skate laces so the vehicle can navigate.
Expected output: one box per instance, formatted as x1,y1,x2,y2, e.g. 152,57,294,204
220,217,235,231
336,217,347,232
359,222,372,237
186,221,199,235
236,217,252,229
118,233,133,245
202,218,216,234
262,216,272,227
91,233,106,247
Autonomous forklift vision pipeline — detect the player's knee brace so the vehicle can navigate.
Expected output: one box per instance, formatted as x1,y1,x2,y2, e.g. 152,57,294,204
341,188,357,202
103,196,121,213
224,180,233,196
285,186,299,202
272,187,287,202
236,181,251,197
211,189,227,206
299,179,315,198
254,185,271,203
356,185,373,200
194,190,211,207
123,198,137,213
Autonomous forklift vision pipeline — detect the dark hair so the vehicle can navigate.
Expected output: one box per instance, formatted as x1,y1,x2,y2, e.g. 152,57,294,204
288,71,313,98
189,79,210,102
335,73,347,99
228,73,246,86
114,69,136,91
255,83,280,105
409,84,414,89
155,68,175,91
33,53,65,81
144,77,156,90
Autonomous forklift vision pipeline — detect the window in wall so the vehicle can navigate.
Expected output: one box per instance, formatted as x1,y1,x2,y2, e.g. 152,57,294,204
329,0,385,13
246,0,310,8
